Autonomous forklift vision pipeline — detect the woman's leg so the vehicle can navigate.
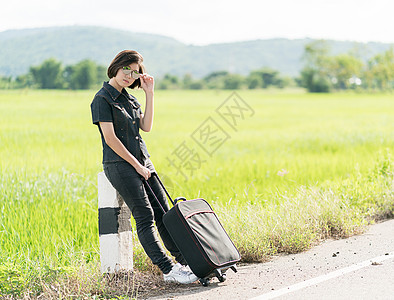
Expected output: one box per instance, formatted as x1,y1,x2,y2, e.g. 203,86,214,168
145,174,188,266
103,161,174,274
143,158,188,265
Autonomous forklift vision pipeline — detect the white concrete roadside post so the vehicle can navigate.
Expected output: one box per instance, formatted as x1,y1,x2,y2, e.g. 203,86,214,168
98,171,133,273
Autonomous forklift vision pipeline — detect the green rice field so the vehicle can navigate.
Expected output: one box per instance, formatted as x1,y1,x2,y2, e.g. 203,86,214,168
0,89,393,298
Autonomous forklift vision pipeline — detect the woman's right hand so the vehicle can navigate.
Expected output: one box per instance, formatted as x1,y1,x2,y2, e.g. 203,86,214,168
136,164,151,180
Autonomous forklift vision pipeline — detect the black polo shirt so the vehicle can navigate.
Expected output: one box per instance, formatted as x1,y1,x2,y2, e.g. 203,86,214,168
91,81,150,164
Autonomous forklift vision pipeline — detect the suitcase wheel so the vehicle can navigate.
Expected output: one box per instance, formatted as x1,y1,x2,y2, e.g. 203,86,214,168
218,273,226,282
214,269,227,282
199,278,210,287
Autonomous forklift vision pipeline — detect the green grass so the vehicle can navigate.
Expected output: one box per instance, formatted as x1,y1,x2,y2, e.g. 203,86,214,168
0,89,393,298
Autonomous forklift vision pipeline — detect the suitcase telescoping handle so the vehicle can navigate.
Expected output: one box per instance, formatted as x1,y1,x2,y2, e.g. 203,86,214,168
150,172,187,205
142,172,186,214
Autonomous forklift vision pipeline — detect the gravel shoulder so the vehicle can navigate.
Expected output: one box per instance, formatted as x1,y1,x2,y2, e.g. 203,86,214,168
144,218,394,300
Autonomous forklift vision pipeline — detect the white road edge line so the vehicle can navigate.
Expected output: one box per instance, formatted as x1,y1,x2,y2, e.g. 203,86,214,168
249,251,394,300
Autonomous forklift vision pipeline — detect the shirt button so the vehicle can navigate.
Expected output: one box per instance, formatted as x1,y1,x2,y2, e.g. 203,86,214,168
132,121,136,124
135,136,139,140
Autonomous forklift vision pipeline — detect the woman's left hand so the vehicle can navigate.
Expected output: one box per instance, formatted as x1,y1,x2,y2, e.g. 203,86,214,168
140,74,154,94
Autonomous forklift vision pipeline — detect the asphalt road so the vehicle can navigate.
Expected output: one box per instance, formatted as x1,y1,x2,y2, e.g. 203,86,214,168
150,218,394,300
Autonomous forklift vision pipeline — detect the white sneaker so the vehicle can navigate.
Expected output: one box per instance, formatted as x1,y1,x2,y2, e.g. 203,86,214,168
163,263,199,284
182,265,195,274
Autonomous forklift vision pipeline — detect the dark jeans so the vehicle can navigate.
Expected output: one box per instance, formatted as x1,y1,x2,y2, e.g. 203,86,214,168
103,159,186,274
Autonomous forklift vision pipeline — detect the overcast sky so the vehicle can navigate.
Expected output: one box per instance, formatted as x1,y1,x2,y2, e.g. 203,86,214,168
1,0,393,45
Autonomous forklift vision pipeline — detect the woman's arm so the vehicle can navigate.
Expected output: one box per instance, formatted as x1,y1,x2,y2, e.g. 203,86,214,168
139,74,154,132
99,122,151,179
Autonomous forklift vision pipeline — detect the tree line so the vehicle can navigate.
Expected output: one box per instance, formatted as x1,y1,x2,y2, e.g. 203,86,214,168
0,58,294,90
300,41,394,92
156,69,294,90
0,42,393,92
0,59,108,90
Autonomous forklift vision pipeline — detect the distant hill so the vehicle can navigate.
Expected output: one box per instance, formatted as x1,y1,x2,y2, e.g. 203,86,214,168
0,26,392,78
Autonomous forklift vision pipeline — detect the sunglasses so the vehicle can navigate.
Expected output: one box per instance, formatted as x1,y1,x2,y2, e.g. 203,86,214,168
122,66,141,79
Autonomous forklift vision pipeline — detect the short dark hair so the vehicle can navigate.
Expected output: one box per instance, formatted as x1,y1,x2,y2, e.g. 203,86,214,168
107,50,146,89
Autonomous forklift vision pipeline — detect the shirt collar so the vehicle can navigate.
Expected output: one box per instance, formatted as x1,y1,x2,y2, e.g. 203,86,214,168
103,81,122,101
102,81,140,108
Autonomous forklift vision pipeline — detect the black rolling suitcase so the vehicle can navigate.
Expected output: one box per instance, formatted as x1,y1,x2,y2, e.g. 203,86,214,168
144,173,241,286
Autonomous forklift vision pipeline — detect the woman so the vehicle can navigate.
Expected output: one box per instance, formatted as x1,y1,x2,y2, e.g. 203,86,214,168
90,50,197,284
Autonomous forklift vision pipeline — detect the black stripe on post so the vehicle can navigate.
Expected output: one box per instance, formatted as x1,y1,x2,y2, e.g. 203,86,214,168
99,206,132,235
99,207,120,235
